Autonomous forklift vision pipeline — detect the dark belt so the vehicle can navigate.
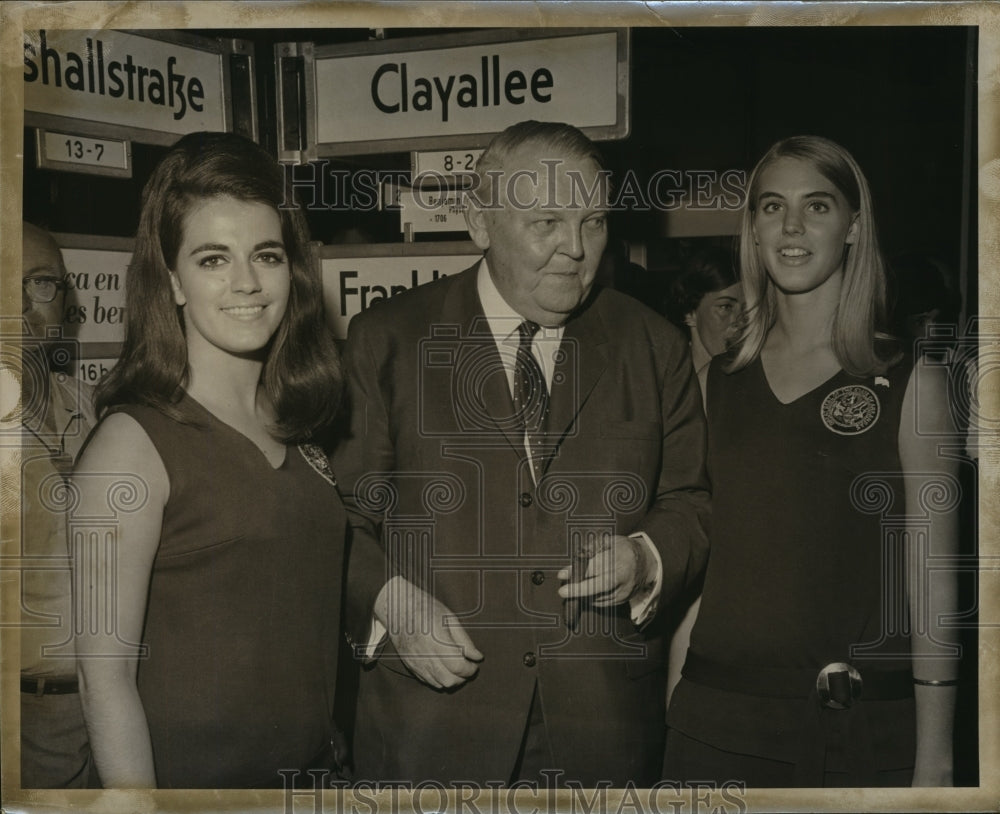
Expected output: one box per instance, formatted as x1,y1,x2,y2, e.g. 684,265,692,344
682,652,913,786
21,676,79,696
682,651,913,705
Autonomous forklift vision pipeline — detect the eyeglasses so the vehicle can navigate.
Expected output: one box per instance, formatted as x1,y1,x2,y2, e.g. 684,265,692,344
23,276,68,304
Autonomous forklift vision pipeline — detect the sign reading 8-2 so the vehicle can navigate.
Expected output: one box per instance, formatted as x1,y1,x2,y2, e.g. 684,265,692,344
412,149,484,180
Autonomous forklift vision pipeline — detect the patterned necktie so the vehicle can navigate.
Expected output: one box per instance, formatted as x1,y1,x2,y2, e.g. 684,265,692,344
512,320,550,479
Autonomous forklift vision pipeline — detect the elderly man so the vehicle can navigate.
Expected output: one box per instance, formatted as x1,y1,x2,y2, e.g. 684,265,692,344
333,121,709,787
15,222,97,787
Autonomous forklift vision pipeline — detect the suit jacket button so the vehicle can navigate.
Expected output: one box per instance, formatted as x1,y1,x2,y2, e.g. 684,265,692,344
522,652,537,668
519,492,533,507
531,570,545,585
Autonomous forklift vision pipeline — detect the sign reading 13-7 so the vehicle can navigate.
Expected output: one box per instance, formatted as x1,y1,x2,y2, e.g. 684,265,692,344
37,130,131,177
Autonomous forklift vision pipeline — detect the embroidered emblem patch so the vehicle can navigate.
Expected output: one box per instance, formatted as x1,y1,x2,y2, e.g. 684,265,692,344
298,443,338,487
820,385,880,435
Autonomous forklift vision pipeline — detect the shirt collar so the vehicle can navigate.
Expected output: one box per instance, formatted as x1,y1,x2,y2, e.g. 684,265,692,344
475,259,564,346
690,330,713,375
477,258,524,344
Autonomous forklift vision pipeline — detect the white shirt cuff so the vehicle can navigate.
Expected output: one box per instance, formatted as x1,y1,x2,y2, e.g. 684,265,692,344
362,618,387,660
627,531,663,627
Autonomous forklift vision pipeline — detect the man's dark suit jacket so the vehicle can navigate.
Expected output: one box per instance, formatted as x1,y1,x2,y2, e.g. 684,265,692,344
332,264,710,787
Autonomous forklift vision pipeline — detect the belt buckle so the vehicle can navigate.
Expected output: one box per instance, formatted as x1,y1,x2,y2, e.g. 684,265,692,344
816,662,863,709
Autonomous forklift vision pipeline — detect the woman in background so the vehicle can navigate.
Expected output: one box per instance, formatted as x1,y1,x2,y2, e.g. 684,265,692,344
74,132,347,788
666,246,744,399
664,246,743,705
665,136,959,787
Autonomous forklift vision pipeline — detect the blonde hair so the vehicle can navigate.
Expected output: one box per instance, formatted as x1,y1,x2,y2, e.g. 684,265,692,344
730,135,899,377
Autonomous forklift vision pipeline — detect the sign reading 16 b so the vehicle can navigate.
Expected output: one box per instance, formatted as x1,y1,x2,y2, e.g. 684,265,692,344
78,361,112,384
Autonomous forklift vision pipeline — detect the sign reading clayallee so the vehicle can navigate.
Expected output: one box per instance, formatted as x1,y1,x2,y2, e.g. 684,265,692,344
277,28,628,159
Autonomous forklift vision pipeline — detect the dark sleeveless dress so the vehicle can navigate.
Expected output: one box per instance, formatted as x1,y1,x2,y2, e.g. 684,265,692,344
668,354,916,784
113,394,346,788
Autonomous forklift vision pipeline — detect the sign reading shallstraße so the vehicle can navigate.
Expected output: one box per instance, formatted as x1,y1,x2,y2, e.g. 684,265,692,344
24,29,226,136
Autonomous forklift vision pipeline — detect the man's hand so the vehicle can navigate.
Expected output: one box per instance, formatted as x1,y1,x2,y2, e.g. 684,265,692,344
374,576,484,689
556,534,653,607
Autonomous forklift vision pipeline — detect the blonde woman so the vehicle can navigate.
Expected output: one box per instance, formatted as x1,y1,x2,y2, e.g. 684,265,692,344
665,136,959,787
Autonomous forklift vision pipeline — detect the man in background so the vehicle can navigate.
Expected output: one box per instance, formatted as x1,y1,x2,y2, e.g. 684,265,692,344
13,222,98,788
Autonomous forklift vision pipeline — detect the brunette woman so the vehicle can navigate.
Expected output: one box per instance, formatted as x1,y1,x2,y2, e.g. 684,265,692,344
74,132,346,788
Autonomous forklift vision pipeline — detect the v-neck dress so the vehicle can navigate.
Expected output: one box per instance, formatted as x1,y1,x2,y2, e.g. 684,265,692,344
668,354,916,778
110,394,346,788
